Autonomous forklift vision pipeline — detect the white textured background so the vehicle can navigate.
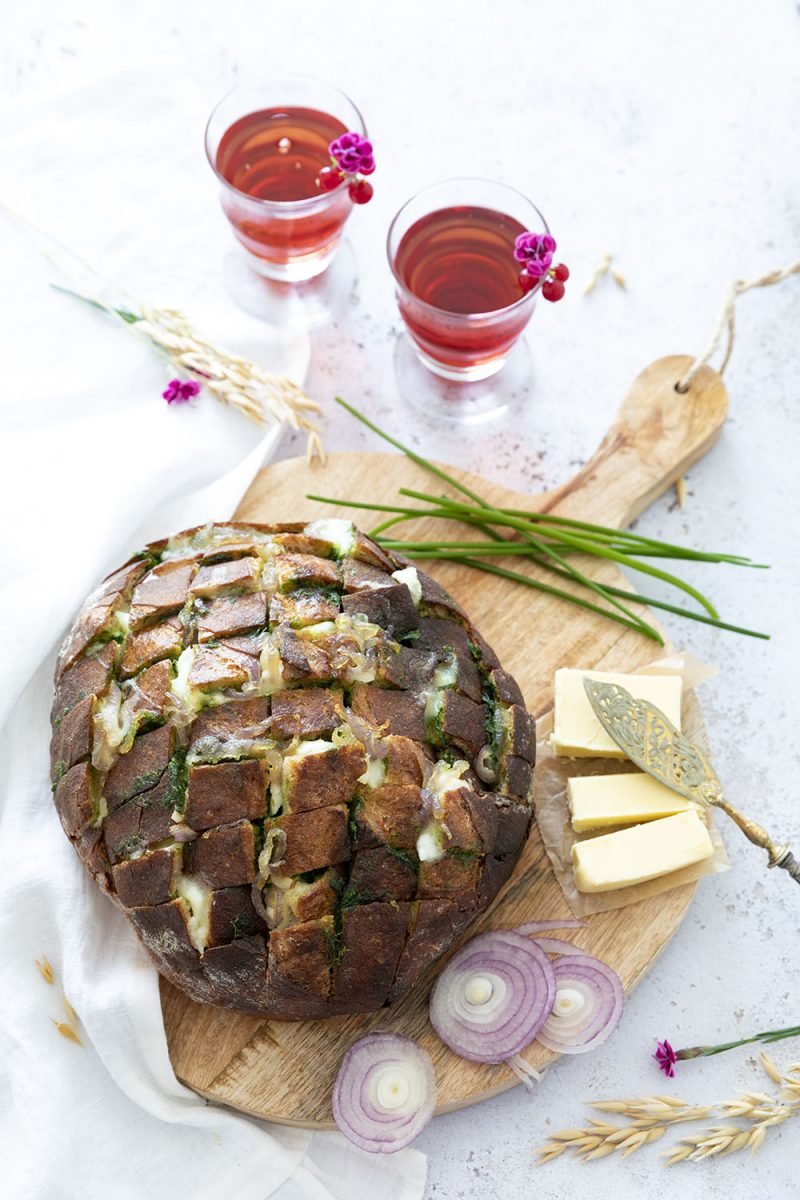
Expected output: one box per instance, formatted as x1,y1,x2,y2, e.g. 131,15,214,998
4,1,800,1197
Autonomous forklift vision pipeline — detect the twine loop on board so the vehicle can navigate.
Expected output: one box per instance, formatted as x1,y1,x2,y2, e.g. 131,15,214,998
675,260,800,392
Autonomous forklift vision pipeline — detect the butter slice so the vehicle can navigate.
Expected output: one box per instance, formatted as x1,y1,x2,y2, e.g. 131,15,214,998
567,772,692,832
572,810,713,893
553,668,683,758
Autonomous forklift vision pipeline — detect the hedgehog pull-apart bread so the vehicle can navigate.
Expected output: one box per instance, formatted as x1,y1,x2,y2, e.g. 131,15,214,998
50,520,535,1018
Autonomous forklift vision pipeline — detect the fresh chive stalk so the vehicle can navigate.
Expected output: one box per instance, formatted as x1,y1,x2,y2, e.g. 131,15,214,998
309,398,770,643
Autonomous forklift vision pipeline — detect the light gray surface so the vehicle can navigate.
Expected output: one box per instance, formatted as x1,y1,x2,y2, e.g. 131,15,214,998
5,1,800,1196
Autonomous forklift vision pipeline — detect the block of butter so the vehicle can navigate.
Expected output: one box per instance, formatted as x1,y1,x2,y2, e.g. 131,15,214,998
567,772,692,832
553,668,683,757
571,809,714,893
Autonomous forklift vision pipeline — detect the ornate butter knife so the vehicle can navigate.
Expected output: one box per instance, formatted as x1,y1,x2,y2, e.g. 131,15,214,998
583,678,800,886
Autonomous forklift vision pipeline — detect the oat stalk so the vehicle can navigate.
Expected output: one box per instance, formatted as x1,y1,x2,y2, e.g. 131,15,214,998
35,956,55,985
537,1058,800,1167
53,287,324,460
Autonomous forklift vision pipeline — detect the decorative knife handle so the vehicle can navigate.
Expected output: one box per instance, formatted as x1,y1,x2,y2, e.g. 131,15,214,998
773,851,800,886
716,799,800,886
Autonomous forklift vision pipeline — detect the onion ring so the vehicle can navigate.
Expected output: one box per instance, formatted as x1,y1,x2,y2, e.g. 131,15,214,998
429,930,556,1063
332,1032,436,1153
536,953,625,1054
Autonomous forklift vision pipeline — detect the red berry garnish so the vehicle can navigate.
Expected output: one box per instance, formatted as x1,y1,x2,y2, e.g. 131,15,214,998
553,263,570,282
348,178,373,204
542,279,565,303
519,271,537,294
318,166,342,192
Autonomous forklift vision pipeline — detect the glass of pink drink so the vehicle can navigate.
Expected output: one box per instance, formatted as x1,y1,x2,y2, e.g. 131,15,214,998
388,178,550,382
206,77,367,282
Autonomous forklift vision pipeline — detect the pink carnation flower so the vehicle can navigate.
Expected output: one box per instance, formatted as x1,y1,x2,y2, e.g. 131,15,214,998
329,132,375,176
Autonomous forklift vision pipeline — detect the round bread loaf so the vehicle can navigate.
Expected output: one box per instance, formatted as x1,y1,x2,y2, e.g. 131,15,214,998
50,520,535,1018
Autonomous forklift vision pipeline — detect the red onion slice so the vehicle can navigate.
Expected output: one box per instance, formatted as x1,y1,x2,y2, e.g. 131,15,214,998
515,918,584,935
429,930,556,1063
332,1033,436,1154
532,937,585,956
536,953,625,1055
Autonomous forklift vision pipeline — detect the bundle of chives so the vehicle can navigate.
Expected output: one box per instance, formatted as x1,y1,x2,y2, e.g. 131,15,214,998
304,399,769,644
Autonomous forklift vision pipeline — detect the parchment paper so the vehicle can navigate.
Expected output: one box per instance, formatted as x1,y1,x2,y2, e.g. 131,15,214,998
535,654,731,916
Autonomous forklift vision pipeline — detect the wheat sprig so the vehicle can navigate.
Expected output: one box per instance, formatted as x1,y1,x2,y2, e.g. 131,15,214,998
666,1107,795,1163
35,956,55,985
592,1096,712,1124
51,1018,82,1046
137,305,324,460
538,1075,800,1167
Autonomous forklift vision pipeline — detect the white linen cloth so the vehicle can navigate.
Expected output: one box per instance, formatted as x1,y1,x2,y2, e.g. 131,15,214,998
0,62,426,1200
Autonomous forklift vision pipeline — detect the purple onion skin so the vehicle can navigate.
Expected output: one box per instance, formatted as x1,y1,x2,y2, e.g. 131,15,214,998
429,930,556,1064
536,954,625,1055
332,1032,436,1154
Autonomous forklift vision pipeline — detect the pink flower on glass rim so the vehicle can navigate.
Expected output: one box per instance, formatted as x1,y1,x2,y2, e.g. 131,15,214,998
654,1038,678,1077
514,231,557,277
329,132,375,176
163,379,201,405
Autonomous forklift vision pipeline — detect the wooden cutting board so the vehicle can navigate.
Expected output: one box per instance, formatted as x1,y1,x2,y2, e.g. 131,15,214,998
161,355,728,1126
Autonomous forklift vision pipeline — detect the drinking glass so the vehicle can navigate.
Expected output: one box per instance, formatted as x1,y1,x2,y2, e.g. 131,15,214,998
388,178,549,388
206,77,366,283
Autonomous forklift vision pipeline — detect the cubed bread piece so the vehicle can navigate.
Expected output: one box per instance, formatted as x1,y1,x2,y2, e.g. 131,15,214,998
128,898,200,971
505,704,536,764
196,592,268,642
276,554,341,592
270,805,351,875
270,688,344,740
342,558,395,592
263,868,342,929
50,693,93,779
376,645,439,691
120,616,184,679
112,846,182,907
418,853,482,904
201,936,268,1012
185,760,267,830
276,627,333,683
192,557,261,597
350,530,397,571
499,754,533,802
188,645,258,692
129,560,196,629
265,917,334,1015
441,691,487,758
383,735,431,786
341,583,419,638
269,589,340,628
348,846,418,902
416,571,467,620
207,887,266,946
356,784,427,849
126,660,173,720
281,742,366,814
477,853,518,909
183,820,257,887
53,762,96,839
52,641,116,722
188,696,270,756
330,902,411,1011
105,723,175,807
490,667,524,707
437,786,483,853
351,684,426,741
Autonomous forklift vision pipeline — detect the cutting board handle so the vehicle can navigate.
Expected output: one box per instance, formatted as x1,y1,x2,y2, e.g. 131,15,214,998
540,356,728,528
